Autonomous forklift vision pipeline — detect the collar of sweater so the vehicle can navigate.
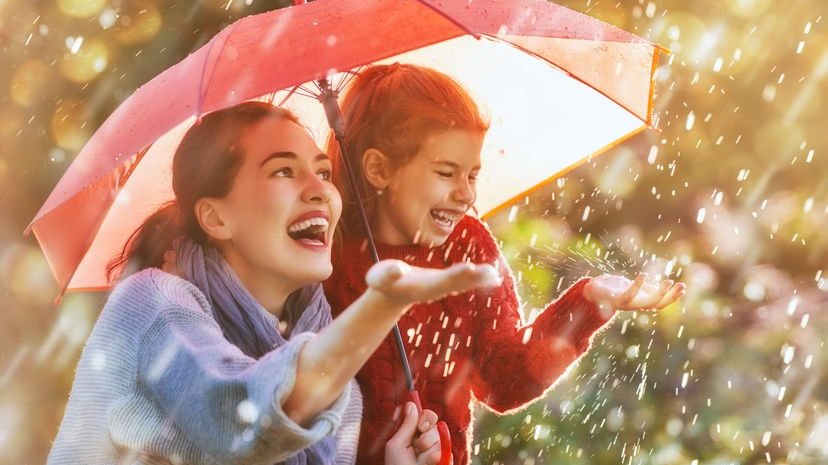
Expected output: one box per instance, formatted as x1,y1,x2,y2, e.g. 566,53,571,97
337,216,481,266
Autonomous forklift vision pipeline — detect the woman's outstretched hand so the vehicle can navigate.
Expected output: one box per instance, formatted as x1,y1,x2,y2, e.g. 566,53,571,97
366,260,501,308
584,273,686,314
386,402,445,465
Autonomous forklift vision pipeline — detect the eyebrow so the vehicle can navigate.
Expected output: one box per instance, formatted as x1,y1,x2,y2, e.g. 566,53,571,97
259,152,331,168
431,160,481,170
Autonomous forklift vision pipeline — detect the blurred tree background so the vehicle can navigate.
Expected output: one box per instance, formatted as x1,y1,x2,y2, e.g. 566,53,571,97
1,1,826,464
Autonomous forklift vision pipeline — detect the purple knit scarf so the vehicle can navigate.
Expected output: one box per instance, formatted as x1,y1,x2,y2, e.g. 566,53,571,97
173,238,337,465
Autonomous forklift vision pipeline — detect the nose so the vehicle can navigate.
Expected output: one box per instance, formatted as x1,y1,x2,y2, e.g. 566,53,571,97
301,171,332,204
452,177,476,205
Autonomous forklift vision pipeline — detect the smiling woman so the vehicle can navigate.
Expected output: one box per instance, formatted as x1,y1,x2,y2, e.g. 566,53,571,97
47,101,501,465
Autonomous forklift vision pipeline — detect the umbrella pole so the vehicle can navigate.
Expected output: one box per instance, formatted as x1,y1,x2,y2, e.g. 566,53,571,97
316,78,417,394
318,80,452,465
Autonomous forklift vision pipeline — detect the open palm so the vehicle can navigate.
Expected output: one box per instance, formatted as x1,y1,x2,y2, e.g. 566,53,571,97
584,273,685,312
366,260,501,307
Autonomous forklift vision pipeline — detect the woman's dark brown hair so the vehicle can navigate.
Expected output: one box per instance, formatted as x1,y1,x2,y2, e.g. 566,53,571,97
106,101,300,282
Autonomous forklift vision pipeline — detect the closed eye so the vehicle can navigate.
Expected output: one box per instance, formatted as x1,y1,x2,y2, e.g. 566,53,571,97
435,171,453,179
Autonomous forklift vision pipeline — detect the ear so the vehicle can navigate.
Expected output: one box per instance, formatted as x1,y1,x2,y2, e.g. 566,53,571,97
362,148,392,190
194,198,233,241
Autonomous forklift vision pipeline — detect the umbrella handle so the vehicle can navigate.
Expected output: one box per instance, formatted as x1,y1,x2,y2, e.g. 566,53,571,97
407,390,453,465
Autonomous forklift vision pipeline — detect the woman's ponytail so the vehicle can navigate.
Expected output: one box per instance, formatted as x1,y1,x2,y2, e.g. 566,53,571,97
106,201,183,283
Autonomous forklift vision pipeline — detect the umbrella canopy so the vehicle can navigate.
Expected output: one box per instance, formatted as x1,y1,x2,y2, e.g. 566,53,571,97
28,0,665,293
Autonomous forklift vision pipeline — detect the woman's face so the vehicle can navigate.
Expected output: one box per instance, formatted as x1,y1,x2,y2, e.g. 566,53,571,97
371,129,484,247
210,116,342,291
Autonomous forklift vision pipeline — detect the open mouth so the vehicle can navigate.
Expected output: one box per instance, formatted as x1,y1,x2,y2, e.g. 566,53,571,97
287,217,329,247
430,209,462,230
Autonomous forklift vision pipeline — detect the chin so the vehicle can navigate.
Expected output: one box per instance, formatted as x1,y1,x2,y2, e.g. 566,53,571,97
306,263,333,282
418,232,451,248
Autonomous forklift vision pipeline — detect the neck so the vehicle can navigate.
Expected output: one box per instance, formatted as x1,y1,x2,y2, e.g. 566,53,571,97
369,201,409,246
222,250,298,318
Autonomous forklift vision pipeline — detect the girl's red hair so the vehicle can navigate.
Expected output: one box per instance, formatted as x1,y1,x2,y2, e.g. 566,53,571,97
330,63,489,238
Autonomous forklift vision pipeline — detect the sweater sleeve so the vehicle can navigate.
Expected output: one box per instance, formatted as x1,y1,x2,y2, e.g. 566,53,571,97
137,304,349,464
462,218,612,413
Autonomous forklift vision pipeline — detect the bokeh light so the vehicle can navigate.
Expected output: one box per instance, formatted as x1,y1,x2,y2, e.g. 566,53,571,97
10,59,57,108
0,108,25,143
753,120,807,162
50,98,93,151
56,0,107,19
650,12,707,59
726,0,773,17
58,37,110,83
0,243,58,307
112,3,163,45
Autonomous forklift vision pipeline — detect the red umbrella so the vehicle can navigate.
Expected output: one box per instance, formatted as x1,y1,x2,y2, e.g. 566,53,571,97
29,0,664,293
29,1,665,462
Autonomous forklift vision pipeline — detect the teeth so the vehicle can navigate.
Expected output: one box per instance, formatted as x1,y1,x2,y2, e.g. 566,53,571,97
431,210,460,227
288,217,329,233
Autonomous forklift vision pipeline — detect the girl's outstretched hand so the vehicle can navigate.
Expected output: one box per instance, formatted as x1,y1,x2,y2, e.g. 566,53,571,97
584,273,686,313
366,260,501,307
385,402,445,465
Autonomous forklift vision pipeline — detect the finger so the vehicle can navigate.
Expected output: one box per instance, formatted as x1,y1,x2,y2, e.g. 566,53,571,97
654,282,686,309
387,402,419,447
617,273,646,307
413,426,439,455
418,409,438,434
638,279,674,309
366,260,410,291
423,263,500,298
416,442,443,465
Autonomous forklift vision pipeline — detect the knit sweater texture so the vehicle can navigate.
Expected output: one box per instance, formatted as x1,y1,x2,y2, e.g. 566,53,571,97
324,216,611,465
47,268,362,465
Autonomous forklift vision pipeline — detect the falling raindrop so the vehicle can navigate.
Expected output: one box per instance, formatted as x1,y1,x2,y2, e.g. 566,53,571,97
685,111,695,130
647,146,658,164
786,296,798,315
781,345,795,364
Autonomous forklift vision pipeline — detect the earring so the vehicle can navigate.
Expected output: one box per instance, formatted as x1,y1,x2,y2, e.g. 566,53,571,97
376,188,384,196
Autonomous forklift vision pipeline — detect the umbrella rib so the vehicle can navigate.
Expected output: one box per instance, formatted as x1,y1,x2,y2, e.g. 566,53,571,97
275,86,300,107
412,0,479,38
295,85,321,99
55,143,153,297
196,22,239,117
335,68,361,93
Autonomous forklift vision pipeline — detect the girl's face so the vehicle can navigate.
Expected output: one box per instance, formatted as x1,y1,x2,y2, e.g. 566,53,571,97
371,129,484,247
209,117,342,292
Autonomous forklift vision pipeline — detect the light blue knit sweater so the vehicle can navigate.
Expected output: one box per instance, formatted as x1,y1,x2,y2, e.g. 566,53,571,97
47,268,362,465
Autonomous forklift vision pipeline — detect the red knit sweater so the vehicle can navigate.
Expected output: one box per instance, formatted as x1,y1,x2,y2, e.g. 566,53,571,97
324,216,611,465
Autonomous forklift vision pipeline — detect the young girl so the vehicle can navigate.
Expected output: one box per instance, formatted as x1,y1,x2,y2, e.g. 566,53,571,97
325,64,685,465
47,101,500,465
